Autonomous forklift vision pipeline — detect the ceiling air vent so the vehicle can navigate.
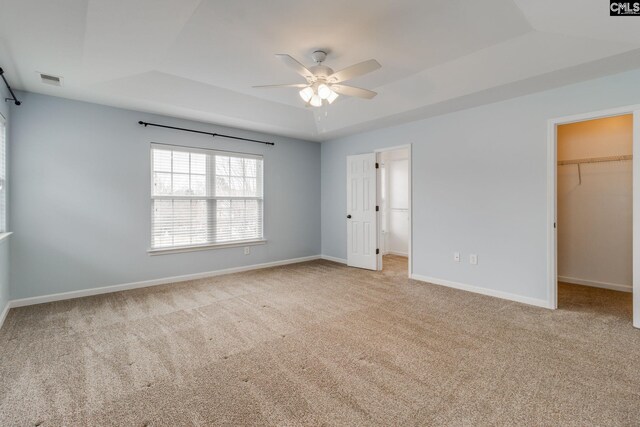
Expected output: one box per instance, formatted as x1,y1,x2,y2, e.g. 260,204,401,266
39,73,62,86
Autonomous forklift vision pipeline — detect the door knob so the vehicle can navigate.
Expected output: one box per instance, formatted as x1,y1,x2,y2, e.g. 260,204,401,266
347,215,352,219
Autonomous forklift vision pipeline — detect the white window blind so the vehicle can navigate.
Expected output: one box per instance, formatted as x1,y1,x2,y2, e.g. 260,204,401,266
150,143,263,251
0,114,6,233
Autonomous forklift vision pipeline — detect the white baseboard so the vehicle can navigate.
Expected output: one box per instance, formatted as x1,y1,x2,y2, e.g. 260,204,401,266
387,251,408,257
558,276,632,293
0,301,10,330
8,255,321,309
320,254,347,264
410,274,553,309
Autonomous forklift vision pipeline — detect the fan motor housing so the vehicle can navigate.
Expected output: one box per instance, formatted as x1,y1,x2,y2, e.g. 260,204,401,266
309,65,333,80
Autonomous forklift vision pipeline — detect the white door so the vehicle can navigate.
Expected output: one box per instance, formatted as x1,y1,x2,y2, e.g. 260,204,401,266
347,153,378,270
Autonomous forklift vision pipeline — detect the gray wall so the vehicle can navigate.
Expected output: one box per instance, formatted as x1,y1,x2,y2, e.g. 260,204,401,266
0,83,10,313
10,92,321,299
8,68,640,305
321,69,640,304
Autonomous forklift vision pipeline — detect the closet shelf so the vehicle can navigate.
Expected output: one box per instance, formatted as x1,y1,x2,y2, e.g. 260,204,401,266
557,154,632,166
558,154,632,185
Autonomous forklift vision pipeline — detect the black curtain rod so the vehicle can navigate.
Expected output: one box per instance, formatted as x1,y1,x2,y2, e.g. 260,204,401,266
0,67,21,106
138,121,274,146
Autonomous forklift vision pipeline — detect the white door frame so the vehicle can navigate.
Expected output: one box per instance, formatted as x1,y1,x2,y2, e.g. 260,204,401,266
547,105,640,328
375,144,412,278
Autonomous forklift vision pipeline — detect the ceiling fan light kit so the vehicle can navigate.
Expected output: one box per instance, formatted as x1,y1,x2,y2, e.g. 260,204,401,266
326,90,339,104
299,86,314,102
317,83,332,99
310,94,323,107
253,50,381,108
300,81,339,106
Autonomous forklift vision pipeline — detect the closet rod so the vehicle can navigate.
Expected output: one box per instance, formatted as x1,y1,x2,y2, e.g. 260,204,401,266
558,154,632,185
138,121,275,146
557,154,632,166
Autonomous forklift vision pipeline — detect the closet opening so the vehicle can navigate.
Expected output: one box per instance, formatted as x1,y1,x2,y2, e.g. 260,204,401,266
377,146,411,276
556,114,633,320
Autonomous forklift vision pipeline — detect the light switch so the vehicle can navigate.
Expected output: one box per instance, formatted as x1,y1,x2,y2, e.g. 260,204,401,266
454,252,460,262
470,254,478,265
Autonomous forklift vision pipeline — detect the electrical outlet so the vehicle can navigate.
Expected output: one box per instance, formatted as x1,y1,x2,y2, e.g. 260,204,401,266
454,252,460,262
469,254,478,265
244,247,250,255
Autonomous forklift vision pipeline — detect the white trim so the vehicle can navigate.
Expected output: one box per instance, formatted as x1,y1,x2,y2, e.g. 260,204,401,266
547,104,640,328
558,276,632,293
149,144,265,254
152,196,264,201
8,255,320,309
387,251,408,257
0,300,10,330
374,143,412,153
0,232,12,243
148,239,267,255
411,273,552,309
320,254,347,264
376,156,383,269
548,105,640,127
151,142,263,160
634,111,640,328
547,118,558,310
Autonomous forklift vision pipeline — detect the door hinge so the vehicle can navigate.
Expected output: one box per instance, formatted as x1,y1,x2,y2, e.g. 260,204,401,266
554,222,556,229
376,205,379,212
375,162,379,169
376,248,380,255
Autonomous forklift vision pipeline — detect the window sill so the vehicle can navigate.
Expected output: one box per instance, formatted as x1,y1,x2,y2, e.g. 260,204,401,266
148,239,267,256
0,232,12,243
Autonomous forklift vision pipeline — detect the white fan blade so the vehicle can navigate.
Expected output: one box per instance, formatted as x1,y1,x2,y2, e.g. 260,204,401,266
252,83,309,89
275,54,314,81
331,84,377,99
327,59,381,83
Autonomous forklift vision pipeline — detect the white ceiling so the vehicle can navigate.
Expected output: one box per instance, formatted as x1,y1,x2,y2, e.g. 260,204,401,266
1,0,639,141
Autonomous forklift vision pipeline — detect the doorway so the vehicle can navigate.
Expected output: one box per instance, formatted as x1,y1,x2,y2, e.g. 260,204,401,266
377,145,411,277
557,114,633,316
548,108,640,329
345,144,412,278
377,147,410,275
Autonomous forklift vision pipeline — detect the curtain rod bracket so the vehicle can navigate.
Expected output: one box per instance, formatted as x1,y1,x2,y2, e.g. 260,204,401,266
0,67,21,106
138,120,274,146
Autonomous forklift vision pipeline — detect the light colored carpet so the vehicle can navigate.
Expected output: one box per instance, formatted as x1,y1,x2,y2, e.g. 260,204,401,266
1,256,639,426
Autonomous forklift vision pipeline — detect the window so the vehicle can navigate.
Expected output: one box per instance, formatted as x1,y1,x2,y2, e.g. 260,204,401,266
0,114,6,233
150,143,263,252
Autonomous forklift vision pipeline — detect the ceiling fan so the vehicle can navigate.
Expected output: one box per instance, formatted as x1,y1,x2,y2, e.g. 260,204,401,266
253,50,381,107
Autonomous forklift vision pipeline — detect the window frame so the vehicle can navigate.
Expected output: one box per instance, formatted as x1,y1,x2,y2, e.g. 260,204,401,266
148,142,266,255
